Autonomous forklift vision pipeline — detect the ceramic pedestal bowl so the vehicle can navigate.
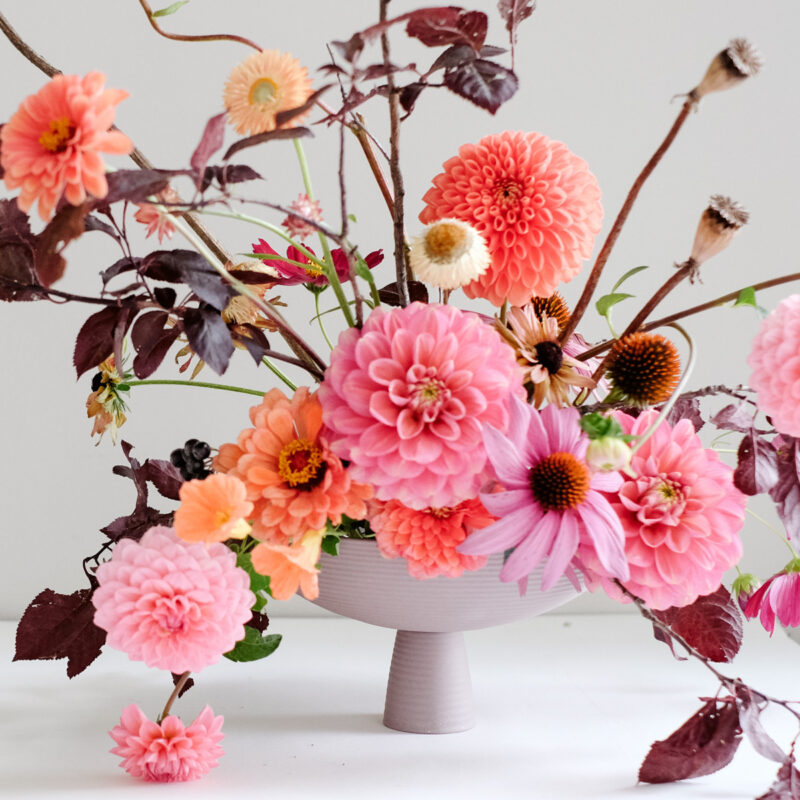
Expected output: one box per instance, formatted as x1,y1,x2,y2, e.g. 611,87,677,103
311,538,580,734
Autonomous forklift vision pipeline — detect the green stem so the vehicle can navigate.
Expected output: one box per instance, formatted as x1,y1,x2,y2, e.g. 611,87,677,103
261,358,298,391
127,379,264,397
315,292,335,350
745,507,799,559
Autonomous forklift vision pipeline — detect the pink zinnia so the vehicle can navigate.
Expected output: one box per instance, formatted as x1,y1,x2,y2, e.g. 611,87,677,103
744,565,800,634
318,302,524,509
93,526,254,673
109,704,224,782
747,294,800,437
580,411,746,610
419,130,602,307
458,397,629,591
369,497,493,579
1,72,133,221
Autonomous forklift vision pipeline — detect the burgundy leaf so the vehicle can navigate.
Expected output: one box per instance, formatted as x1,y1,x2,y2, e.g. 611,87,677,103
330,32,365,63
406,8,487,52
101,256,141,285
664,394,704,432
200,164,262,193
171,672,195,699
0,243,40,301
73,305,134,378
274,85,331,128
132,326,181,380
84,213,120,241
143,249,234,309
770,439,800,546
400,82,427,114
222,127,312,162
100,169,180,205
430,43,477,72
190,113,227,186
154,286,177,308
650,623,687,661
34,203,88,287
497,0,537,42
143,458,184,501
654,586,743,663
0,197,35,243
14,588,106,678
443,59,518,113
183,306,235,374
379,280,429,306
711,402,756,434
737,689,785,763
249,610,270,633
639,697,742,784
359,62,416,81
757,756,800,799
232,324,271,366
131,310,169,352
101,507,174,543
734,429,779,495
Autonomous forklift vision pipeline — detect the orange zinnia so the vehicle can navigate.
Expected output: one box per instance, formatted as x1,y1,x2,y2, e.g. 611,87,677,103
250,532,322,601
174,474,253,544
214,388,372,545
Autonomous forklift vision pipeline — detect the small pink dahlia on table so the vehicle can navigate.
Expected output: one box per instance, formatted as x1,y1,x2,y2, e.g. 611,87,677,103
318,302,524,510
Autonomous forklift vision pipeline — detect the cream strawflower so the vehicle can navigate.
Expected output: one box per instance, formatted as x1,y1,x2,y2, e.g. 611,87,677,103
409,219,490,291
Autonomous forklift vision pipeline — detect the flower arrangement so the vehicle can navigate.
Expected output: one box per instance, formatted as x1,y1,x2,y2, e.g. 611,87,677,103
2,1,800,794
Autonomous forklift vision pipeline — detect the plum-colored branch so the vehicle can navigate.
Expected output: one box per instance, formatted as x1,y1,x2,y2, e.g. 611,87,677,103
158,672,191,722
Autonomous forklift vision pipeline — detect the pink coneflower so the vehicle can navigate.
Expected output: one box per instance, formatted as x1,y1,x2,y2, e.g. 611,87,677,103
1,72,133,221
580,410,746,610
744,564,800,634
457,397,629,591
369,497,493,579
318,302,524,510
419,130,603,307
747,295,800,437
109,704,224,783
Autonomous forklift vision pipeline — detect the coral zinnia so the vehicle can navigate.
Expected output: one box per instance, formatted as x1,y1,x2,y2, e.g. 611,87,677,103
224,50,313,135
213,388,372,544
369,498,493,579
458,398,629,592
1,72,133,221
109,704,224,783
580,410,746,610
174,473,253,544
419,130,602,307
606,332,681,406
747,294,800,437
318,302,523,510
92,526,254,673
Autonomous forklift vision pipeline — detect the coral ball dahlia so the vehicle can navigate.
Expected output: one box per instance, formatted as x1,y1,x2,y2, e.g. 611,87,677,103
319,302,523,510
419,130,602,307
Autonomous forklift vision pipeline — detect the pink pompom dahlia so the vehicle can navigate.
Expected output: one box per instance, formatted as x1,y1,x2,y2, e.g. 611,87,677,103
744,563,800,634
580,411,746,610
458,398,629,591
747,294,800,437
419,130,602,307
109,704,224,783
93,526,254,673
369,497,493,579
1,72,133,221
318,302,523,509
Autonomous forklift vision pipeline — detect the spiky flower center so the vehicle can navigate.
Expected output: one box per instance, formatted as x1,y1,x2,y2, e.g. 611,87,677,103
529,452,590,511
534,341,564,374
278,438,325,489
249,77,279,106
424,222,471,263
530,294,571,331
607,332,681,406
39,117,74,152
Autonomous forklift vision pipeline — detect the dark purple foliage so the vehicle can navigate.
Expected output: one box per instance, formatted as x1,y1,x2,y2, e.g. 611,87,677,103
223,126,312,161
190,113,227,187
769,438,800,547
737,689,785,763
183,306,235,374
443,58,518,113
73,304,136,378
757,756,800,799
734,429,778,495
497,0,537,43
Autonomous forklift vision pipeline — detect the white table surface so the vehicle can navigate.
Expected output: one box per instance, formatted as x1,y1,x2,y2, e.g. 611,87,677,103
1,613,798,799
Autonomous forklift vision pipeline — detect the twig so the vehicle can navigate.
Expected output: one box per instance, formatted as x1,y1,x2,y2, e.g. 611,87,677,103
158,672,191,722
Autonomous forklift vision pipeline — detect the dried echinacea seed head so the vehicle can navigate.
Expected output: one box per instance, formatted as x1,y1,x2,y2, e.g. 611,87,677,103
529,293,571,333
606,332,681,407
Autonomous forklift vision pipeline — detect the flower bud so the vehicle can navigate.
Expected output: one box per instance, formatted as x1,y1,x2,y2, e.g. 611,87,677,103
692,38,762,102
687,195,749,272
586,437,633,475
732,572,760,614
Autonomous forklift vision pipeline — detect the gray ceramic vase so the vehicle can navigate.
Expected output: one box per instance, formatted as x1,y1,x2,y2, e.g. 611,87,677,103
311,538,580,734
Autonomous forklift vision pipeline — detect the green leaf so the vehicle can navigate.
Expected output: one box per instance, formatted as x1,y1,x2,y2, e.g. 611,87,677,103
152,0,190,17
224,627,282,663
611,265,649,293
347,213,358,223
733,286,757,308
595,292,633,318
237,550,272,609
321,533,340,556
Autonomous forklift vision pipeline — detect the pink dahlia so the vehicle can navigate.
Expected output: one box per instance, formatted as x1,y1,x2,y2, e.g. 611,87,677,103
318,302,524,509
458,397,629,591
93,526,254,673
580,411,746,610
369,497,494,579
1,72,133,221
744,564,800,634
747,294,800,437
419,130,602,307
109,704,224,782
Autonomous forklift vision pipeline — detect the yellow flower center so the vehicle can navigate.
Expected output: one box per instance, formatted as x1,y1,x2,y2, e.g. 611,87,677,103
427,506,454,519
423,222,470,263
303,264,325,279
39,117,74,153
249,77,279,106
278,438,325,488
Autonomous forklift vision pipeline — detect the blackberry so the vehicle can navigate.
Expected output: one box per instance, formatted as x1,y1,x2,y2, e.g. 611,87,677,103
170,438,213,481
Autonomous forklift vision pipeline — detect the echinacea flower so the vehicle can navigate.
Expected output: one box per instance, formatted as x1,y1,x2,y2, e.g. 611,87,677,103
458,397,629,591
109,704,224,783
606,332,681,406
747,294,800,437
319,302,524,509
496,308,594,407
134,187,181,243
419,130,603,307
744,561,800,634
529,293,572,332
369,497,493,579
282,193,324,240
1,72,133,221
86,356,128,443
408,219,490,290
579,410,746,610
250,530,323,600
223,49,313,135
174,474,253,544
93,526,254,673
213,388,372,544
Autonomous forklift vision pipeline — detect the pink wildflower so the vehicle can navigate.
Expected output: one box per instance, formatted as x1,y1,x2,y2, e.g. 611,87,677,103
109,704,224,782
319,302,524,509
92,526,254,673
744,565,800,634
134,187,180,243
282,193,324,240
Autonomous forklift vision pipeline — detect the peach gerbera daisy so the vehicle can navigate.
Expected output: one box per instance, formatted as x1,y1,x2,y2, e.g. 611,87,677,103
1,72,133,221
250,530,322,601
174,474,253,544
223,50,313,136
214,388,372,544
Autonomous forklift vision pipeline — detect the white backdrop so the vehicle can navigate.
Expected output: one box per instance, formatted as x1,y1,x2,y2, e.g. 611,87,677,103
0,0,796,619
